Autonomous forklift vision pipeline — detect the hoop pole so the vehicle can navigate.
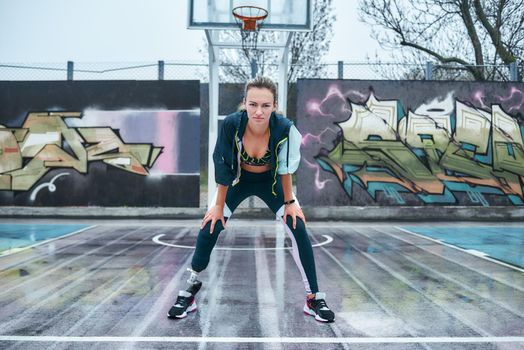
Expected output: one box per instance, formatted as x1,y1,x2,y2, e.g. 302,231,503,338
206,29,219,208
278,32,293,115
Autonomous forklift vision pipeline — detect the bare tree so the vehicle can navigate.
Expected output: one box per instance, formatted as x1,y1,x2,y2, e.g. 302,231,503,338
201,0,335,82
359,0,524,80
287,0,335,81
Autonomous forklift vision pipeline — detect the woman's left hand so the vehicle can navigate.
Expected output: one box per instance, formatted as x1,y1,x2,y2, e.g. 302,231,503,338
283,202,306,229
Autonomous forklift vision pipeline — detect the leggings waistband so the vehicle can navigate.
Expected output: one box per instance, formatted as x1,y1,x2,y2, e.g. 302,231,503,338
238,168,273,182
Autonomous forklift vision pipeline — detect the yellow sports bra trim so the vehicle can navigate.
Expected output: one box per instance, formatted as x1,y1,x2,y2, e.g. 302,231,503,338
240,147,271,166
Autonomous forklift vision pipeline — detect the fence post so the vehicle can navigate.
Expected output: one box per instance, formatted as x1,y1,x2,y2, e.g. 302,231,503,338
338,60,343,79
158,60,165,80
425,62,433,80
509,61,518,81
67,61,74,81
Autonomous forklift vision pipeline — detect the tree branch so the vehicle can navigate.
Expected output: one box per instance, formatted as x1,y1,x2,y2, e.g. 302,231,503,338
458,0,484,68
473,0,516,63
399,40,484,79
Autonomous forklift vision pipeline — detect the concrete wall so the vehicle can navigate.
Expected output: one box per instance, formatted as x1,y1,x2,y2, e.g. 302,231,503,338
0,81,200,207
296,80,524,207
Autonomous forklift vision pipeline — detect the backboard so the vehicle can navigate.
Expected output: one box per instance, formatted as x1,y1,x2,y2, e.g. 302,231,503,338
188,0,312,31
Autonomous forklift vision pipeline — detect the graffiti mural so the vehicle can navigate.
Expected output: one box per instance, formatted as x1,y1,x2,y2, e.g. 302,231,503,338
0,80,201,207
297,81,524,206
0,111,162,191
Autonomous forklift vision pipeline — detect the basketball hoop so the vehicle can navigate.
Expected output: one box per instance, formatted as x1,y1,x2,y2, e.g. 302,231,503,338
232,5,268,60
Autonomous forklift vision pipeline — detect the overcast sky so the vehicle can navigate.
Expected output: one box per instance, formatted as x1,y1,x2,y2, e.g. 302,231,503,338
0,0,385,63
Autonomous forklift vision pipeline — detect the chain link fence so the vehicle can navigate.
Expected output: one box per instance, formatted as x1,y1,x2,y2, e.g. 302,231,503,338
0,60,521,82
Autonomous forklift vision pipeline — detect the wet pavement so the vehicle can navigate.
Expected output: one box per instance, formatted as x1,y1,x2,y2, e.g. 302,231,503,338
0,219,523,350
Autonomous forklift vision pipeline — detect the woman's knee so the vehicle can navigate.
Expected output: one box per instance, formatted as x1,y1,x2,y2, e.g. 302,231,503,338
284,216,306,233
192,219,227,270
198,220,226,240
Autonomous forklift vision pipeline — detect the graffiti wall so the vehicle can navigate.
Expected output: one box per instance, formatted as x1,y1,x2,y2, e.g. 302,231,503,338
0,81,200,207
296,80,524,207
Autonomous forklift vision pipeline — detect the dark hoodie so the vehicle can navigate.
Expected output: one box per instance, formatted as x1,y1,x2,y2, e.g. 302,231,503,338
213,110,294,196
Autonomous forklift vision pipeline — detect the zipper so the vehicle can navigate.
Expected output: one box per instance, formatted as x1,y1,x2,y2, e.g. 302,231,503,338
232,130,241,186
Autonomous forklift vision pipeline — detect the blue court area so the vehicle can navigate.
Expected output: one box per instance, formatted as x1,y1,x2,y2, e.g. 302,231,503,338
0,224,91,255
401,226,524,268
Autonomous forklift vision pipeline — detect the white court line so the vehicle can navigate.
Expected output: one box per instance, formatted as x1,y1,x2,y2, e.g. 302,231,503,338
0,225,97,258
152,233,333,250
0,336,523,344
394,226,524,273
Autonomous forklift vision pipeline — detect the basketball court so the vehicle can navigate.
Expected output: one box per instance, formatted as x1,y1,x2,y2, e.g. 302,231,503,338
1,0,523,349
0,218,523,349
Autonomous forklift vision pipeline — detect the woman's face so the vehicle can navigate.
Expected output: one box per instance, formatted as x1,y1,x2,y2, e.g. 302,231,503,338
244,87,276,126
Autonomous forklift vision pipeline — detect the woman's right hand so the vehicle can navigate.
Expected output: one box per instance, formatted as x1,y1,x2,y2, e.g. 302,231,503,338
201,205,226,234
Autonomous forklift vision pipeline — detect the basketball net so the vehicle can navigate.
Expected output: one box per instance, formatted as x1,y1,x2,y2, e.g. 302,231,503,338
232,6,268,62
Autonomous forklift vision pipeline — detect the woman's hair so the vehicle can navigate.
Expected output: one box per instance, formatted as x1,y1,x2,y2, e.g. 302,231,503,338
244,76,278,104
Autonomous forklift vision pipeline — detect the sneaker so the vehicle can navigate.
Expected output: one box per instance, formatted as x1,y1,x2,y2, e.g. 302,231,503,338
303,292,335,323
167,281,202,319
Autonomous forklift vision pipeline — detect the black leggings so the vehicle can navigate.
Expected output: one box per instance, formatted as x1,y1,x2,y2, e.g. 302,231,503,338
191,169,319,294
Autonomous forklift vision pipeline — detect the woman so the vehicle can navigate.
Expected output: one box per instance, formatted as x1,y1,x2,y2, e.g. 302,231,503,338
168,76,335,323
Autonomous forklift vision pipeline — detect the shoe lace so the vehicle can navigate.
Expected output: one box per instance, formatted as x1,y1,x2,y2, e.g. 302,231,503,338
315,299,329,310
175,295,189,307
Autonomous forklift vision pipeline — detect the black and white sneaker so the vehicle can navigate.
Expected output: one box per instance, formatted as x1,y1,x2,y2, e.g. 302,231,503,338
167,291,196,319
167,281,202,319
303,292,335,323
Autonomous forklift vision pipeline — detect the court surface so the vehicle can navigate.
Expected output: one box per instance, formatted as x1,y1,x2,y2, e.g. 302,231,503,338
0,219,523,350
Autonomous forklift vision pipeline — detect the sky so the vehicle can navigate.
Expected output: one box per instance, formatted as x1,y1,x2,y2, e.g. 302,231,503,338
0,0,385,64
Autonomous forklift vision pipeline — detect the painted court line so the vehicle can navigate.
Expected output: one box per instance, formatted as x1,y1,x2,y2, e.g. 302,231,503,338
0,336,523,344
0,225,97,258
394,226,524,273
152,233,333,250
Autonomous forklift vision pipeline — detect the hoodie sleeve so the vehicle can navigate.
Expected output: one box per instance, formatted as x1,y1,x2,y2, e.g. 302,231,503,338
212,118,236,186
277,124,302,175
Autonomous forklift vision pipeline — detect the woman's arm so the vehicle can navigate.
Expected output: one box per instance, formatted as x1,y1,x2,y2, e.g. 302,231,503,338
281,173,306,229
280,173,294,202
214,184,228,208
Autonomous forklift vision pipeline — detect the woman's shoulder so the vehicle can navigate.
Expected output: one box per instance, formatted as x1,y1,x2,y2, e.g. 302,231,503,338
271,113,294,133
223,110,245,125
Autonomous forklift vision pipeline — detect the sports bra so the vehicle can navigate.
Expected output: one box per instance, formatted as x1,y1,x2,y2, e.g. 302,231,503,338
240,142,271,166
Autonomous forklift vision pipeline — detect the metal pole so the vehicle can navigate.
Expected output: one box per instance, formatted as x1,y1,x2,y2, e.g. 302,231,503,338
509,61,517,81
250,58,258,78
338,60,343,79
158,60,165,80
425,62,433,80
67,61,74,81
248,56,256,208
207,30,219,208
278,33,293,115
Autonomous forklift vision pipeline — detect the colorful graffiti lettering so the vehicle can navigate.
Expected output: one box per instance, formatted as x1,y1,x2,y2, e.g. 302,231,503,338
0,112,162,191
315,93,524,206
